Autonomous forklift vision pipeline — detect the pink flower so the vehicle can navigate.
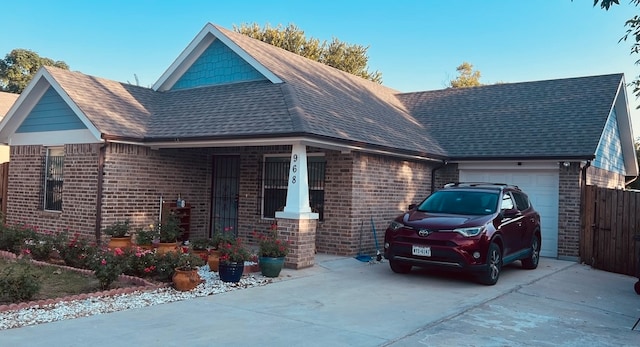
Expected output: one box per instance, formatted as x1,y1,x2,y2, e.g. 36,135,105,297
113,248,124,256
101,259,107,265
22,249,31,255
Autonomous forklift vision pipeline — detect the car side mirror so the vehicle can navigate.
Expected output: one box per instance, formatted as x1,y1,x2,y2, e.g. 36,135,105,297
501,208,520,218
408,203,417,210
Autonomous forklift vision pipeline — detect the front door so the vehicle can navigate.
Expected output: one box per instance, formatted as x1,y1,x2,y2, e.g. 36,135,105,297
211,155,240,237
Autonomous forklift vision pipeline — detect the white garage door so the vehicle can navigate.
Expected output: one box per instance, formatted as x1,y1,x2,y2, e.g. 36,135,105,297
459,166,559,258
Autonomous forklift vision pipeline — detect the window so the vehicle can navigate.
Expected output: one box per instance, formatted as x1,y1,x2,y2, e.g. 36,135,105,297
44,147,64,211
501,192,514,210
262,155,326,220
512,192,530,211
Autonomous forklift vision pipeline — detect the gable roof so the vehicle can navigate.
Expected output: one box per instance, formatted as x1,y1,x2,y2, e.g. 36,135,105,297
398,74,626,160
0,23,634,174
0,92,19,117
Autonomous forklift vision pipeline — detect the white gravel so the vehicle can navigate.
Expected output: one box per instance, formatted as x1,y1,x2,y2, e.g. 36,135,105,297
0,265,272,330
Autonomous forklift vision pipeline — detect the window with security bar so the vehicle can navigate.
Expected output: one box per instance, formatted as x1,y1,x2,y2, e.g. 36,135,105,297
44,147,64,211
263,155,326,220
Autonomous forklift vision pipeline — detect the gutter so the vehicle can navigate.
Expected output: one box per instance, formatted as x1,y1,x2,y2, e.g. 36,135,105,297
430,160,448,192
95,141,107,244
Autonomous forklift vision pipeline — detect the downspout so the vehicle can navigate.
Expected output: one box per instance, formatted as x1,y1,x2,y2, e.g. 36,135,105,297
430,160,448,192
95,141,107,244
625,175,638,187
581,160,591,188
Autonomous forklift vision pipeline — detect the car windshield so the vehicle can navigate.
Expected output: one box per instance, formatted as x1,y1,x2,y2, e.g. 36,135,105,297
417,190,499,215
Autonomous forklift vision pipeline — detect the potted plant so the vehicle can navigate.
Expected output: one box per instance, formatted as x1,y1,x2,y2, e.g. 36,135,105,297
134,227,155,250
104,220,132,249
254,223,290,277
157,213,183,254
217,238,252,282
190,238,213,261
172,252,205,291
207,227,237,272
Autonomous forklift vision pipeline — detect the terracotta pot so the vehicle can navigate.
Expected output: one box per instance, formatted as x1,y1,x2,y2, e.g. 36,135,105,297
172,267,202,291
208,250,222,272
156,242,179,255
107,236,132,250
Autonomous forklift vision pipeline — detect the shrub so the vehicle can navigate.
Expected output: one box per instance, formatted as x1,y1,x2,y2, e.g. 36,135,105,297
55,231,97,269
24,232,56,261
103,220,131,238
134,228,155,246
154,251,182,282
122,246,157,278
0,222,37,254
0,259,41,302
89,247,125,290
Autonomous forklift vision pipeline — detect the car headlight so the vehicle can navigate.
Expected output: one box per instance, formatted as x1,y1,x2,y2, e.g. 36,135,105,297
388,221,404,232
453,226,485,237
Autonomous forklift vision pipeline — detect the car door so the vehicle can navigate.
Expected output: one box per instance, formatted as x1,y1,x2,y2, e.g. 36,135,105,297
497,191,524,257
511,191,536,251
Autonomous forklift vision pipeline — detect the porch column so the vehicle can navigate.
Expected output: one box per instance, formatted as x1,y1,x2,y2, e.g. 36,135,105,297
276,143,318,269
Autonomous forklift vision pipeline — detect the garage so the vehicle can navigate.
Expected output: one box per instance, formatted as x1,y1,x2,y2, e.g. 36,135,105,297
458,162,559,258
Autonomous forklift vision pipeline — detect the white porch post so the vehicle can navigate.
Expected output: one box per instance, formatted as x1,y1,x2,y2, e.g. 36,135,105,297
276,143,318,269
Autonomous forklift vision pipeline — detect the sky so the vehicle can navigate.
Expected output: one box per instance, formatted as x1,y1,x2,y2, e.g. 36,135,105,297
2,0,640,138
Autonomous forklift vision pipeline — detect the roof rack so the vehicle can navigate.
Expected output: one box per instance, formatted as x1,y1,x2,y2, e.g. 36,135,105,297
444,182,519,189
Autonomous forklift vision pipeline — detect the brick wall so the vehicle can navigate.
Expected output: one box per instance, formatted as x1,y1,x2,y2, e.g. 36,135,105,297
433,163,459,191
557,162,582,259
7,144,100,237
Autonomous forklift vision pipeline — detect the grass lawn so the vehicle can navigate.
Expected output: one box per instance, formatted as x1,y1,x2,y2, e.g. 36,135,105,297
0,258,140,305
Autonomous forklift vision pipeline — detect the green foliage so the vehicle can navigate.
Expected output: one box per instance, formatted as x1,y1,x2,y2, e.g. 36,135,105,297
54,232,97,269
0,49,69,93
121,246,157,278
0,259,41,302
154,251,182,282
159,213,183,243
218,238,252,263
449,62,482,88
254,223,290,258
23,232,56,261
176,251,205,271
234,22,382,83
89,247,125,290
190,238,214,250
103,220,131,238
134,228,155,246
0,222,37,254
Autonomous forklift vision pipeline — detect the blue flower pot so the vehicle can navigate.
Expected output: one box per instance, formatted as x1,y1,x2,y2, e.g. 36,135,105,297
218,262,244,282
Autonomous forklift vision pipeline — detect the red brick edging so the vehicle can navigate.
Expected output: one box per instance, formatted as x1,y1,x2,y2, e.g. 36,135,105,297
0,250,166,313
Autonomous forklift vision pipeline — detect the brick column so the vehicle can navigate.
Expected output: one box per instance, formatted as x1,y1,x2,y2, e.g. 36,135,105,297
277,218,317,269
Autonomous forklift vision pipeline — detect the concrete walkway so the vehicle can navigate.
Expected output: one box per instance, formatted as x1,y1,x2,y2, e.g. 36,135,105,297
0,255,638,346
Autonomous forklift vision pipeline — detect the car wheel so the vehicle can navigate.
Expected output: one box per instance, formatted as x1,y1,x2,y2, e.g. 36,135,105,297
521,234,540,270
477,242,501,285
389,259,412,274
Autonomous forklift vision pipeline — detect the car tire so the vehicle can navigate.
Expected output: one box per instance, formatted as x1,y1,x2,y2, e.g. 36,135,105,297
521,234,541,270
389,259,412,274
477,242,501,285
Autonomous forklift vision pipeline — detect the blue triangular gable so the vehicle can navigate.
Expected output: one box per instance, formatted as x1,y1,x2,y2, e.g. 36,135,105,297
593,107,625,175
16,87,86,133
171,38,267,90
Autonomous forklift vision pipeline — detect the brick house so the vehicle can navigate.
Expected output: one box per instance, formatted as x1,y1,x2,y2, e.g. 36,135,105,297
0,23,636,268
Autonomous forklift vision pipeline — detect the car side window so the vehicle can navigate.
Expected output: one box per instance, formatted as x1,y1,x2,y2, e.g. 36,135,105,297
501,192,514,210
512,192,530,211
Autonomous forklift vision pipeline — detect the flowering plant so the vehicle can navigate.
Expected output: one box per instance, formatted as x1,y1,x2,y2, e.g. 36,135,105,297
90,247,125,290
218,238,252,264
122,246,157,277
103,220,131,238
176,251,205,270
254,223,290,258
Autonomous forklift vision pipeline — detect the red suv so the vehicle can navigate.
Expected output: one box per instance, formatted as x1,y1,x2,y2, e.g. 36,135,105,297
383,183,541,285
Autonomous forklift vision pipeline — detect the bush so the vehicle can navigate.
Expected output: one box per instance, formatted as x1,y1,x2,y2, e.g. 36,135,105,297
122,246,157,278
89,247,125,290
24,232,56,261
103,220,131,238
0,222,37,254
0,259,41,302
154,251,182,282
54,231,97,269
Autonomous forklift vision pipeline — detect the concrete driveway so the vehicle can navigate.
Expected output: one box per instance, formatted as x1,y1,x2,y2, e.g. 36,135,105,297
0,255,638,346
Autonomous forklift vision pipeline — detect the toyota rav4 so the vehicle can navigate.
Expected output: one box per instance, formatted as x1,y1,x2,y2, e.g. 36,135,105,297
383,182,541,285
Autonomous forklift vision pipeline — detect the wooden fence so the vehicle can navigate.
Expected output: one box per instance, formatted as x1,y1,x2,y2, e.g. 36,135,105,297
581,185,640,277
0,162,7,217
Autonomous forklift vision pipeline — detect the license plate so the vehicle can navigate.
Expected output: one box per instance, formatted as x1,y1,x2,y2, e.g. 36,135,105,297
412,245,431,257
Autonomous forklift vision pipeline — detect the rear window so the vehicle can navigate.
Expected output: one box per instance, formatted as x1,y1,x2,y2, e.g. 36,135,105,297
418,190,499,215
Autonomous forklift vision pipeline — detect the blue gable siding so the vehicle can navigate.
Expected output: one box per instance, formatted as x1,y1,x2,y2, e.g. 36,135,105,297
16,87,86,133
593,107,626,175
171,39,266,90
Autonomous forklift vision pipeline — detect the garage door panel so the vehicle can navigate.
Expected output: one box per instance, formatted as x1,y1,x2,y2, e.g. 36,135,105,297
459,170,558,258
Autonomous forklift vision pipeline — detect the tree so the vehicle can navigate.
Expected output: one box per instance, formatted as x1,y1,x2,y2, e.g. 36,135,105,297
594,0,640,106
449,62,482,88
234,23,382,84
0,49,69,94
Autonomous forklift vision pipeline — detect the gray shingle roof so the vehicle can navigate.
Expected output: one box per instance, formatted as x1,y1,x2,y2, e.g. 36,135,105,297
38,25,623,161
398,74,622,159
